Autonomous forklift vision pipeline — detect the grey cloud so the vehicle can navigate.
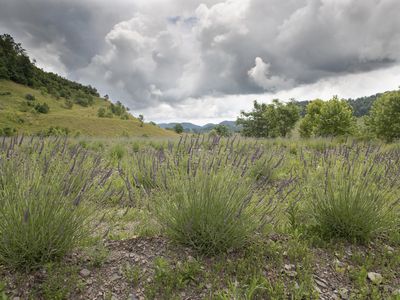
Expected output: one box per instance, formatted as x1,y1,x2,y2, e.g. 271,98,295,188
1,0,400,112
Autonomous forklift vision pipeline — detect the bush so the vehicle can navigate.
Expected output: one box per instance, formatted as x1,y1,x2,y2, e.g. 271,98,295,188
307,149,400,243
155,167,284,255
1,127,16,136
97,107,106,117
0,140,112,269
64,99,73,109
25,93,35,101
34,102,50,114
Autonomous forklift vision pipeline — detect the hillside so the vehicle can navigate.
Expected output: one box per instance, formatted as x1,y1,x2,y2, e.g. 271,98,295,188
159,120,240,133
0,80,175,137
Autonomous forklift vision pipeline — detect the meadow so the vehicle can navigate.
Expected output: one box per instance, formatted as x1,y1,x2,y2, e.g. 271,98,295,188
0,134,399,299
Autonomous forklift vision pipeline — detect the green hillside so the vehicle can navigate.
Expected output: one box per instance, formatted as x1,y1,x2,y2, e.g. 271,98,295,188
0,80,176,137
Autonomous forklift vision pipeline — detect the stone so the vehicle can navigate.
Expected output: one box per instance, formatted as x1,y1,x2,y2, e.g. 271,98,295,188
80,269,91,277
284,264,295,270
338,287,349,299
315,277,328,289
367,272,383,285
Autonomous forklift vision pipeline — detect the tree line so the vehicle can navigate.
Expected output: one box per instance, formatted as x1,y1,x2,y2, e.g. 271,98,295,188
236,91,400,142
0,34,99,101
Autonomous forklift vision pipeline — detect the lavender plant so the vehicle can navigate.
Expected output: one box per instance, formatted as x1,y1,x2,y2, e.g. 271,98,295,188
305,145,400,242
0,136,114,269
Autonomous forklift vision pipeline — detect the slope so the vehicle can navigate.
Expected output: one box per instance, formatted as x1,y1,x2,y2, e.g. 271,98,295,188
0,80,176,137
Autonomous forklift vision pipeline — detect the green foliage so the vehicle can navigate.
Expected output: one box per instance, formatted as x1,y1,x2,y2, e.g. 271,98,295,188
367,91,400,142
306,150,400,243
25,93,35,101
237,99,299,138
34,102,50,114
1,127,16,136
212,124,231,137
300,97,356,137
0,34,99,99
64,99,73,109
0,140,111,269
155,167,275,255
97,107,106,118
173,123,184,134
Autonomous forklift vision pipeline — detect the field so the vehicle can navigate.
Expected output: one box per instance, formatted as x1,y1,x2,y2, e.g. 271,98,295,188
0,80,176,138
0,135,399,300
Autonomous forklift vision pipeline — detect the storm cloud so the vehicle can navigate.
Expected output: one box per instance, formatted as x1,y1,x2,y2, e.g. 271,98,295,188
1,0,400,122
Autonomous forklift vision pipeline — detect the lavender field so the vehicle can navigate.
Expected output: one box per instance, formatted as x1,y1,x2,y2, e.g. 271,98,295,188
0,135,399,299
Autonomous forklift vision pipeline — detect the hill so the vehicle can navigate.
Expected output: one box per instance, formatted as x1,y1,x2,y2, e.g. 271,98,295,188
0,80,176,137
158,120,240,133
0,34,175,137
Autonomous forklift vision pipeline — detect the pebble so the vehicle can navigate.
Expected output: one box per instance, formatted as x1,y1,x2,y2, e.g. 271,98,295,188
367,272,383,285
80,269,91,277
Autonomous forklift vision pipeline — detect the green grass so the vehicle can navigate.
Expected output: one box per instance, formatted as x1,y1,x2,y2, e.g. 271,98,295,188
0,80,176,137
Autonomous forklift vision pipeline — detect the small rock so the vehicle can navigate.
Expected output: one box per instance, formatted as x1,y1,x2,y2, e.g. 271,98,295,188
334,259,345,268
110,274,121,281
315,277,328,289
338,287,349,299
12,297,21,300
367,272,383,285
284,264,295,270
206,283,212,289
80,269,91,277
385,245,394,254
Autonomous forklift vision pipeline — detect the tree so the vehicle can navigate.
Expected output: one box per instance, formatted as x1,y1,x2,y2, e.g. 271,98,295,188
236,99,299,138
367,91,400,142
299,97,355,137
213,125,231,137
138,114,144,127
173,123,184,134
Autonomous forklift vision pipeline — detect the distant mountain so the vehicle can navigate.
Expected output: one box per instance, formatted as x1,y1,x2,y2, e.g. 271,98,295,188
158,120,240,133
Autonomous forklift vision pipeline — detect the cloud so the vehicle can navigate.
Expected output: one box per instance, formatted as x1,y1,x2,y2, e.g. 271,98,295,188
248,57,293,90
1,0,400,121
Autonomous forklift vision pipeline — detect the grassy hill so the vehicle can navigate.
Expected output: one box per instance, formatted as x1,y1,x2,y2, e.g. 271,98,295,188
0,80,176,137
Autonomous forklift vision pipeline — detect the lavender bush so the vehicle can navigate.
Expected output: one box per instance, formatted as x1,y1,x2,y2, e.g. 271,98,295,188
0,136,114,269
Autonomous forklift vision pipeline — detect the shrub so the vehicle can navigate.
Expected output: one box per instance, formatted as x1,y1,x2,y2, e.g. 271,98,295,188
2,127,16,136
155,166,287,255
97,107,106,117
64,99,73,109
0,140,112,269
25,93,35,101
109,144,125,161
34,102,50,114
307,149,400,243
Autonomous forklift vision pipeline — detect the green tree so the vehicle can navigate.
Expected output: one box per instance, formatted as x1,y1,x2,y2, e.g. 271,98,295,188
300,97,355,137
213,124,231,137
367,91,400,142
173,123,184,134
237,99,299,138
138,114,144,127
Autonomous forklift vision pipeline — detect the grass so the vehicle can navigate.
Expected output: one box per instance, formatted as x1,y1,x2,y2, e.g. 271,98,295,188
0,135,399,299
0,80,176,137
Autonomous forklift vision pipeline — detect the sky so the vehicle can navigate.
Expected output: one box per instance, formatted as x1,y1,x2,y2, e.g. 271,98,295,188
1,0,400,125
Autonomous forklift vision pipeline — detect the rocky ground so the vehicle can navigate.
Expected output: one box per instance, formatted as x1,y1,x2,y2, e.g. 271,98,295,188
2,234,399,300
